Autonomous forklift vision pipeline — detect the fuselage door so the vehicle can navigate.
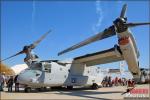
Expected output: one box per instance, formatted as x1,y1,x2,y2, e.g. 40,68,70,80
42,62,52,84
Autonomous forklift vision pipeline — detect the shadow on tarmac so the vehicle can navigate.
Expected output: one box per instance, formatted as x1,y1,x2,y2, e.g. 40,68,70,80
3,87,123,100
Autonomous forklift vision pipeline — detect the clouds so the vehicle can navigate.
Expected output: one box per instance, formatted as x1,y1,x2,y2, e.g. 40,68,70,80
92,0,103,34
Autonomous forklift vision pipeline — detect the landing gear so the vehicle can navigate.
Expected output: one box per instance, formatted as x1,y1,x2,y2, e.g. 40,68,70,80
91,83,99,89
67,86,73,90
24,87,31,93
51,86,63,89
35,87,47,91
43,87,47,91
36,88,42,92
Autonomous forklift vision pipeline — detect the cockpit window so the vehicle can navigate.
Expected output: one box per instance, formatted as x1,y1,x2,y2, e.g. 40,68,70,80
44,63,51,73
31,62,42,70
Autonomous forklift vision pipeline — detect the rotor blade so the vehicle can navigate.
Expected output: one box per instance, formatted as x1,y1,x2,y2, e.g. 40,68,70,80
58,25,115,56
125,22,150,27
0,51,24,62
120,4,127,18
30,29,51,49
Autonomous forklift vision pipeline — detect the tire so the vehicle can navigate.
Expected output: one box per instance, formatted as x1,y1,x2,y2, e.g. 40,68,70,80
25,87,31,93
36,88,42,92
43,87,47,91
51,86,62,89
91,83,99,89
67,86,73,90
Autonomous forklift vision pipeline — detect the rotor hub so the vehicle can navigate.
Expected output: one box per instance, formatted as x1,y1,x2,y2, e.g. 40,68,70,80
23,46,32,53
113,18,128,33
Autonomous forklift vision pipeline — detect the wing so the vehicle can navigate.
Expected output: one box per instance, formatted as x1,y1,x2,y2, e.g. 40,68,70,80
74,46,124,66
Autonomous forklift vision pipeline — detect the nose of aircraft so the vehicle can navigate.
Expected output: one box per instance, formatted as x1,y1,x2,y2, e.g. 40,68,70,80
17,71,32,83
17,70,41,84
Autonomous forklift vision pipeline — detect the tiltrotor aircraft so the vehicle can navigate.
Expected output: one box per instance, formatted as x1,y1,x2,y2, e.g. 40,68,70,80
1,4,149,92
1,30,104,92
58,4,150,83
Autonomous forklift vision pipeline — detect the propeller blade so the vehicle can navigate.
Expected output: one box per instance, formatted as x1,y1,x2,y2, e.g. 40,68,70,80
0,51,24,62
125,22,150,27
30,29,51,49
1,29,51,62
58,25,115,56
120,4,127,18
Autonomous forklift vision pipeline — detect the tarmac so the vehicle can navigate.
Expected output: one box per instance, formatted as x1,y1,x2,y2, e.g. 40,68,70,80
0,84,149,100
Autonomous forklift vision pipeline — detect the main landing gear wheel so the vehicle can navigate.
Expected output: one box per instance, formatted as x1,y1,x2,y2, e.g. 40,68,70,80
91,83,99,89
51,86,63,89
67,86,73,90
36,88,42,92
24,87,31,93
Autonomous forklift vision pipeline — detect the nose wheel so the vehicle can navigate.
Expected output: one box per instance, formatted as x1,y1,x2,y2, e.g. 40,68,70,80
91,83,99,89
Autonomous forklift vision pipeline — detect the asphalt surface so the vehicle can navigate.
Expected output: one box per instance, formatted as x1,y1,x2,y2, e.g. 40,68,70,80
0,84,149,100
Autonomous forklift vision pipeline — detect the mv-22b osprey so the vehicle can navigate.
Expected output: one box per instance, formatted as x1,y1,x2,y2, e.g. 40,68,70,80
1,4,150,92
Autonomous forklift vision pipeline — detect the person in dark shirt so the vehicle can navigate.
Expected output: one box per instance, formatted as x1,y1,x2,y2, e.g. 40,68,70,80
108,76,112,87
115,77,118,86
7,76,14,92
14,75,19,92
102,76,108,87
105,76,109,87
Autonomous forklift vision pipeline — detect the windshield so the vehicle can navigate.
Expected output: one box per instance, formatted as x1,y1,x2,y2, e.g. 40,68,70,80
30,62,42,70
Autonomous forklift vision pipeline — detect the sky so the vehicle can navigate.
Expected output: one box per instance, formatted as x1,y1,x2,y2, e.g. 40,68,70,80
1,0,149,70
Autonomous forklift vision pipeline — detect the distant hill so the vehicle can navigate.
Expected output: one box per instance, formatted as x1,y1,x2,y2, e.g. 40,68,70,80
0,63,15,75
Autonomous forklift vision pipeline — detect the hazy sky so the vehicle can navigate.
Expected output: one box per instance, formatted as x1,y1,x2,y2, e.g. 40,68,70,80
1,0,149,70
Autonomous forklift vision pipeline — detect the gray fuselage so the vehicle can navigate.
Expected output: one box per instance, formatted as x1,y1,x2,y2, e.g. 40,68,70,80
17,61,104,88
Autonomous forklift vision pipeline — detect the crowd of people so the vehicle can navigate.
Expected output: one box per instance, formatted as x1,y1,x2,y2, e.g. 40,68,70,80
0,72,19,92
101,76,135,88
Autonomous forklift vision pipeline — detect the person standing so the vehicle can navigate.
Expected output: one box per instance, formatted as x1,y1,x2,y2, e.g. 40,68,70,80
118,78,122,86
111,79,115,86
122,79,134,94
7,76,14,92
108,76,112,87
102,76,108,87
115,77,118,86
0,72,5,91
105,76,108,87
14,75,19,92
